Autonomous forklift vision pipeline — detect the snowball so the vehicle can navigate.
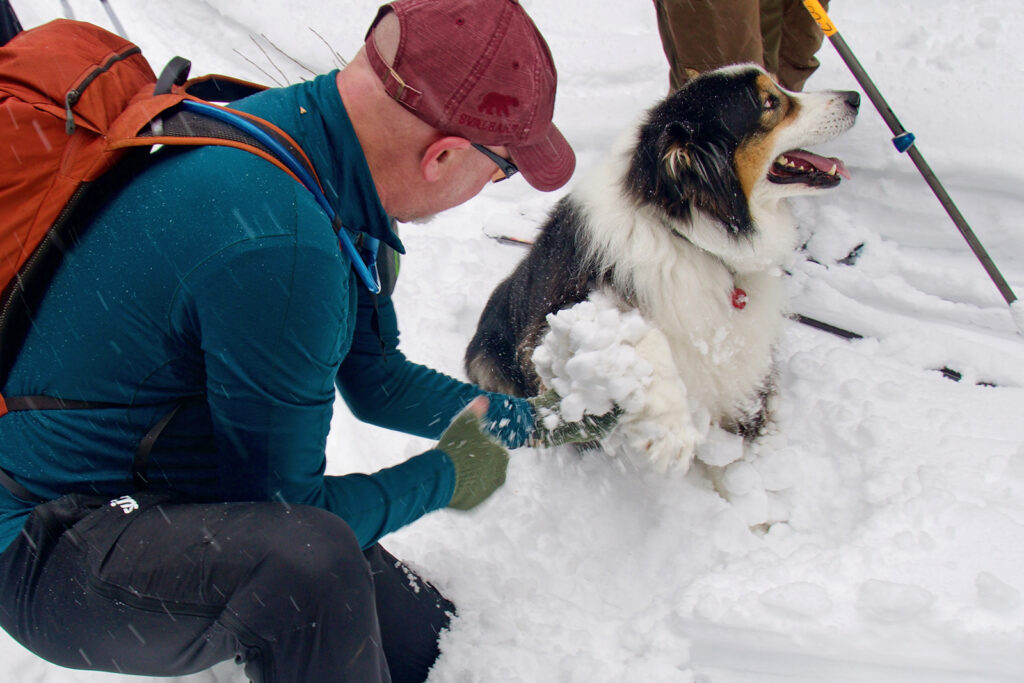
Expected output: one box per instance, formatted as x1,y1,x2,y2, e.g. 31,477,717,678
720,460,761,497
696,427,746,467
534,291,655,423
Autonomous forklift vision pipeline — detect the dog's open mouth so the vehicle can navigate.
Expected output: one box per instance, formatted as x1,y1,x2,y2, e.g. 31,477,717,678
769,149,850,188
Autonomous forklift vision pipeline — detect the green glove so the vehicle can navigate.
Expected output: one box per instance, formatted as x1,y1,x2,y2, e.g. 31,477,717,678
528,390,623,447
438,397,510,511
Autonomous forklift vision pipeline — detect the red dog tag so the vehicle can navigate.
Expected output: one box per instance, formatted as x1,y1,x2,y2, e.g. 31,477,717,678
731,287,748,310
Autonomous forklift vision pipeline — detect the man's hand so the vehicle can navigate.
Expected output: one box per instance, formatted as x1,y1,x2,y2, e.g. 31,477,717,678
438,397,510,510
528,390,622,448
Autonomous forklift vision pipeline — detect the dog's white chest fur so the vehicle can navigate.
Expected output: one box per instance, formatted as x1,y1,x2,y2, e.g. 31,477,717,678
575,150,793,427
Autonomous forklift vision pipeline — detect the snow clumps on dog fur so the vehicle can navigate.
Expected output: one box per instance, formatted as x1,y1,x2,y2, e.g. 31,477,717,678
532,290,709,472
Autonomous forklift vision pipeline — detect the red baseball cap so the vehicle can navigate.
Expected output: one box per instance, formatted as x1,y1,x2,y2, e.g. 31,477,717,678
364,0,575,191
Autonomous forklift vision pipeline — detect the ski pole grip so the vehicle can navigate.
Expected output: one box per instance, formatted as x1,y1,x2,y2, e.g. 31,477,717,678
802,0,838,36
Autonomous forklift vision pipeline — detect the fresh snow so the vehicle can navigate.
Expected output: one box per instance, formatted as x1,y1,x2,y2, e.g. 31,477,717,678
6,1,1024,681
1011,300,1024,336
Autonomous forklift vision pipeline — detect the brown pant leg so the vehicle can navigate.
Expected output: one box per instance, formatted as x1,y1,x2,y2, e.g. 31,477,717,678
653,0,763,91
760,0,785,78
774,0,830,91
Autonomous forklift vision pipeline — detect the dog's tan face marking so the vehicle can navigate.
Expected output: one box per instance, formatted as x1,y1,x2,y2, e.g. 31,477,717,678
626,63,857,234
735,75,799,198
755,74,795,130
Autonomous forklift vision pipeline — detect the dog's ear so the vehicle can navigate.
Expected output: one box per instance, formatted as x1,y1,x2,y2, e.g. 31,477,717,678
658,122,754,237
659,121,696,180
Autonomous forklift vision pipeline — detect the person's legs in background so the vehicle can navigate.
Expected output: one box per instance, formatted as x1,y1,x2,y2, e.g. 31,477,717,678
763,0,830,91
653,0,763,91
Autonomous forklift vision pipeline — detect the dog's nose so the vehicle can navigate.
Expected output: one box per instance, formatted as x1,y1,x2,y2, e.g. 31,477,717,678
843,90,861,111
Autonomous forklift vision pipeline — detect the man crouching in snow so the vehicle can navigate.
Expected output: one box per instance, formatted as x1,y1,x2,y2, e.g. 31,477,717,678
0,1,617,681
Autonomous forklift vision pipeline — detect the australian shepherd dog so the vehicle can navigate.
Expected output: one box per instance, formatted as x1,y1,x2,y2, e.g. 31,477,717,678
466,64,860,461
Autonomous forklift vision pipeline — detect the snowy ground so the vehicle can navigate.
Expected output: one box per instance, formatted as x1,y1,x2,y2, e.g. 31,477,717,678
6,1,1024,681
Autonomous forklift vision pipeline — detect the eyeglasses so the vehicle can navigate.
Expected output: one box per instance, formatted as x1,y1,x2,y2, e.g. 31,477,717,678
471,143,519,183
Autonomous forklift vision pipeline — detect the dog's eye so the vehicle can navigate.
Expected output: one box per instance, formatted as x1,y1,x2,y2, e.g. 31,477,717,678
763,94,781,111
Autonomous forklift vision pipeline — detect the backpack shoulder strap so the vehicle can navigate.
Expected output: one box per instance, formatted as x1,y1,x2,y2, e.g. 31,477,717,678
121,92,384,295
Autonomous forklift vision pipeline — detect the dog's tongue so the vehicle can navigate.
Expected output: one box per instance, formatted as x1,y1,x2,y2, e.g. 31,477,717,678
786,150,851,179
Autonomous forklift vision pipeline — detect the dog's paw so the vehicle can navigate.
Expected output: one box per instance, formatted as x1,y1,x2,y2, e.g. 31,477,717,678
623,417,701,474
606,416,693,473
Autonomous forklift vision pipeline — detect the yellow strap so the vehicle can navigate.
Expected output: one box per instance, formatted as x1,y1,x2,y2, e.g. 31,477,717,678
802,0,838,36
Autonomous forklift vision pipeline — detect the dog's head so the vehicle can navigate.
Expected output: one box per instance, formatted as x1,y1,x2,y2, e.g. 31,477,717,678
626,64,859,237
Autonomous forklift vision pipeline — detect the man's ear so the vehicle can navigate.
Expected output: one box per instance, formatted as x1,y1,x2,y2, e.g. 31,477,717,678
421,136,472,182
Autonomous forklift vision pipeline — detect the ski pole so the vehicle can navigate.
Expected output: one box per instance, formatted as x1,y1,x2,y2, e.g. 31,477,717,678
802,0,1023,335
99,0,128,39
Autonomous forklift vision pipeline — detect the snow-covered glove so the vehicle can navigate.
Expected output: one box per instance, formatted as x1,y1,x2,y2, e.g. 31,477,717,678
527,390,623,447
481,394,536,449
438,397,510,511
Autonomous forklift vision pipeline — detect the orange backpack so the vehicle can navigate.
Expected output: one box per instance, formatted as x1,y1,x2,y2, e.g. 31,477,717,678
0,19,381,421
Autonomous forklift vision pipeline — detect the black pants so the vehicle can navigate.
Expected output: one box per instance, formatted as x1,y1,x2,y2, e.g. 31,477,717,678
0,493,453,682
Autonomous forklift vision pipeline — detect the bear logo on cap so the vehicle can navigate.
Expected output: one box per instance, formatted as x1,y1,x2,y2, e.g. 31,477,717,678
478,92,520,118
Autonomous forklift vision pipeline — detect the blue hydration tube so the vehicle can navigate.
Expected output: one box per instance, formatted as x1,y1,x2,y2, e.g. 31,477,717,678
179,99,382,294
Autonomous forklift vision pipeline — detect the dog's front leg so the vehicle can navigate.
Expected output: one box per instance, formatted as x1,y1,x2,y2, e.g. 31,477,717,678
612,327,709,473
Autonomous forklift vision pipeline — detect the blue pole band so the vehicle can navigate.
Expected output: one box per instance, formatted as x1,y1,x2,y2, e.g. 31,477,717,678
892,131,916,153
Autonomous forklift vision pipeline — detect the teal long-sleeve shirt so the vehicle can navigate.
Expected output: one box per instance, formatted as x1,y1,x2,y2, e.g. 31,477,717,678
0,72,532,552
